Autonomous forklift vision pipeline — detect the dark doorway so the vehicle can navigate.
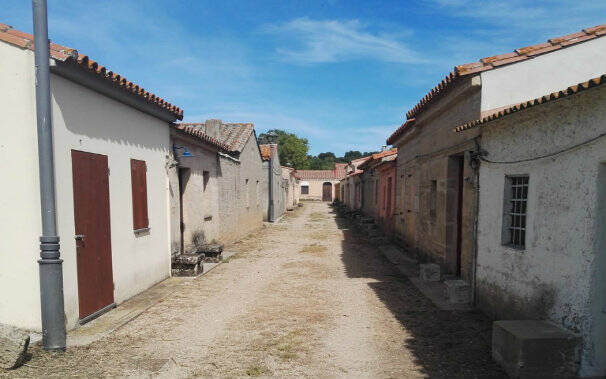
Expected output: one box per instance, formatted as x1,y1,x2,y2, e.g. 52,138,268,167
178,167,191,253
322,182,332,201
455,156,465,277
71,150,114,321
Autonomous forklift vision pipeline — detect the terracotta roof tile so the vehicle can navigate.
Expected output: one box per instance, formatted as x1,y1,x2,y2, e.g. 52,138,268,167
453,74,606,133
259,144,277,161
178,121,255,154
404,23,606,120
0,22,183,120
172,124,229,151
386,118,415,145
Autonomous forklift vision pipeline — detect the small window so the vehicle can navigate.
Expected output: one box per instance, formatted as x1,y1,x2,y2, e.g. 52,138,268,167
203,171,210,191
301,185,309,195
245,179,249,208
130,159,149,230
429,180,437,221
503,175,529,249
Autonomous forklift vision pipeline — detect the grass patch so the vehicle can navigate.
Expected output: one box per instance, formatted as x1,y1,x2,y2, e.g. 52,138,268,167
246,365,268,376
309,212,327,222
308,230,331,240
299,244,327,256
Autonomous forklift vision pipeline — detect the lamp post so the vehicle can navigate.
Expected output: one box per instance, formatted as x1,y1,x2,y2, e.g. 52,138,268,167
33,0,66,351
266,131,278,222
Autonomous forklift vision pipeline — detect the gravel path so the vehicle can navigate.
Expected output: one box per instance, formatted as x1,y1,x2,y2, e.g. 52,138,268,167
1,202,506,378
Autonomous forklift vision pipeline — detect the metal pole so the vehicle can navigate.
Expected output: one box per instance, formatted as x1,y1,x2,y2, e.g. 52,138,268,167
268,147,274,222
33,0,66,351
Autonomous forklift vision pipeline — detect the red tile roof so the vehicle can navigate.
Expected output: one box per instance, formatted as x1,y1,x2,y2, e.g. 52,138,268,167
177,121,255,153
0,22,183,120
405,23,606,121
386,119,415,145
454,74,606,133
259,144,277,161
359,148,398,169
172,123,229,151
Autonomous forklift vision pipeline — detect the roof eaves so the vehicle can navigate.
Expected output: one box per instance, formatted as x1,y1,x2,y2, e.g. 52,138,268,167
453,74,606,133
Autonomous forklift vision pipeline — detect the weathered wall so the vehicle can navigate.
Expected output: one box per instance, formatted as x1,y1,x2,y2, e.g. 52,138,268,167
377,162,397,235
361,169,379,219
217,135,264,244
0,43,172,331
282,168,299,210
392,77,480,280
476,85,606,377
168,132,220,255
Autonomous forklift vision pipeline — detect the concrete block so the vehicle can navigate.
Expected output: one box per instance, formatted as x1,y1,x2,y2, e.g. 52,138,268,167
419,263,440,282
0,323,30,369
444,279,470,304
492,320,581,379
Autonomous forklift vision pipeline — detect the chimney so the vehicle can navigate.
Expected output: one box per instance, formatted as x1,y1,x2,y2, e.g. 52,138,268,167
381,145,388,152
205,119,221,140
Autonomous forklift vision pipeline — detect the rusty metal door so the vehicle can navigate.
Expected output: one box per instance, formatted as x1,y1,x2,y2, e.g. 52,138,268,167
71,150,114,321
322,182,332,201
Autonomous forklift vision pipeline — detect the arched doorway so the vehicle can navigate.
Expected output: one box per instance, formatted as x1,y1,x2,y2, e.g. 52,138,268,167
322,182,332,202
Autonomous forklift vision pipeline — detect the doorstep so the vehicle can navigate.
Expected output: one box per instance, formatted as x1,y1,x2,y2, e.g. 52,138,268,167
58,250,238,347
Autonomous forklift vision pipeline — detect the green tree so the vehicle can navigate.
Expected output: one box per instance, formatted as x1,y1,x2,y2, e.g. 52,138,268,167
258,129,310,169
343,150,362,161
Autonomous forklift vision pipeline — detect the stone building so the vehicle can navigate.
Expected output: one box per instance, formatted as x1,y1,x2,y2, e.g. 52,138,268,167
387,23,606,285
168,124,229,256
180,120,266,245
282,167,300,210
295,163,347,201
0,24,182,329
340,156,371,210
454,75,606,377
260,144,285,221
358,149,398,235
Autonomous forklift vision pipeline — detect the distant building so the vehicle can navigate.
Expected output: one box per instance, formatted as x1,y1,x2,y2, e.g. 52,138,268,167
454,75,606,377
281,166,300,210
340,156,371,210
295,163,347,202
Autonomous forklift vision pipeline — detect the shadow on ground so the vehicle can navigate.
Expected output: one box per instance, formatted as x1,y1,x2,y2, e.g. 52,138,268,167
331,207,507,379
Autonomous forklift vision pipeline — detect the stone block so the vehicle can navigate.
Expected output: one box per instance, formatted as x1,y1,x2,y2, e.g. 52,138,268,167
197,243,223,256
0,323,30,369
492,320,580,379
379,245,405,265
444,279,470,304
171,253,204,276
419,263,440,282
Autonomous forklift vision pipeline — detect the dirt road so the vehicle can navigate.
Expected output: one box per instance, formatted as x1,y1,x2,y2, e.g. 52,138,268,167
2,202,505,378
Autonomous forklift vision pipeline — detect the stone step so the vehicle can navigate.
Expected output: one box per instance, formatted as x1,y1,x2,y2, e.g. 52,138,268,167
492,320,581,379
419,263,441,282
196,243,223,256
171,253,204,277
378,245,407,265
0,324,29,369
443,279,470,304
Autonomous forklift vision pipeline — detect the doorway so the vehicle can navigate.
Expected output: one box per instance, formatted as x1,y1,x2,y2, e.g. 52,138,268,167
178,167,191,253
322,182,332,202
71,150,114,321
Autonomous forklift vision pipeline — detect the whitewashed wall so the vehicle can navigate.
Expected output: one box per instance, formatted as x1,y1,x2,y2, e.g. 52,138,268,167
476,86,606,377
0,43,172,331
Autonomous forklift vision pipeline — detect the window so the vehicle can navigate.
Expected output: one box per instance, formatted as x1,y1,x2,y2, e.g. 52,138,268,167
130,159,149,230
503,175,529,249
301,185,309,194
245,179,249,208
429,180,437,221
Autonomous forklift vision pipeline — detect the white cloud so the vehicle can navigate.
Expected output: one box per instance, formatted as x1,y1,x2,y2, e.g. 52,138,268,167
264,18,425,64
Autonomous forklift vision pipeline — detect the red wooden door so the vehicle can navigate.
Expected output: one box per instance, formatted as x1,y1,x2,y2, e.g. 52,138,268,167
71,150,114,320
322,182,332,201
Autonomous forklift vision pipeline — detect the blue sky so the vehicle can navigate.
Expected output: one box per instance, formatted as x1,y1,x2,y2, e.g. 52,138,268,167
3,1,606,155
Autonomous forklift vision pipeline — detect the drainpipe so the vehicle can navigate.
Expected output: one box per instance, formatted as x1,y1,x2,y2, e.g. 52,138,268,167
469,137,483,306
268,147,274,222
33,0,66,351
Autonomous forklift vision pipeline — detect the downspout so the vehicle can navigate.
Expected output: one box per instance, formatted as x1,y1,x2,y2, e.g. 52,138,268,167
33,0,66,351
268,149,274,222
469,137,483,306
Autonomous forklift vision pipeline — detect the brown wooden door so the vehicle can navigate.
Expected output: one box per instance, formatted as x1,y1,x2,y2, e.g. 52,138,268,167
71,150,114,320
322,182,332,201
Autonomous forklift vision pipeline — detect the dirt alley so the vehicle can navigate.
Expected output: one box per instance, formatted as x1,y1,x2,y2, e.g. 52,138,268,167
1,202,506,379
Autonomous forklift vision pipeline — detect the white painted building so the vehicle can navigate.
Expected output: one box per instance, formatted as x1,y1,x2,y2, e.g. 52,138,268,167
455,76,606,377
0,25,182,330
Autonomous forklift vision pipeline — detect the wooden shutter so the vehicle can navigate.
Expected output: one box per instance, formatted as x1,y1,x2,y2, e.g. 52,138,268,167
130,159,149,230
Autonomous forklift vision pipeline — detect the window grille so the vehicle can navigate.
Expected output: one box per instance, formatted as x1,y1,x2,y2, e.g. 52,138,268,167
503,175,528,249
301,185,309,195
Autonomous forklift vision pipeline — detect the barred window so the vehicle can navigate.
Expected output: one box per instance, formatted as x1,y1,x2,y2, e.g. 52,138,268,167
301,185,309,194
503,175,529,249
